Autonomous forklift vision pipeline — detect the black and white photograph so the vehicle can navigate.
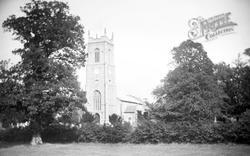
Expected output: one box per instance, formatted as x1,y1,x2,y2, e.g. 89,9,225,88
0,0,250,155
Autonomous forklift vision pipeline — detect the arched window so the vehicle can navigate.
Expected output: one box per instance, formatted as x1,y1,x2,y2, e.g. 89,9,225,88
95,48,100,63
93,90,101,110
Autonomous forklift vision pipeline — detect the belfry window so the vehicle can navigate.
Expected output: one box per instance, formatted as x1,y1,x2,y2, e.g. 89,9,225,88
93,90,101,110
95,48,100,62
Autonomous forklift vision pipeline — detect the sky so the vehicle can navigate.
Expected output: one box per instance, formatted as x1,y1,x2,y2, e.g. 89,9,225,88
0,0,249,102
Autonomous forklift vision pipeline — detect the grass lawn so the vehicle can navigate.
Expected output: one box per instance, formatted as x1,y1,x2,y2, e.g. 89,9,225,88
0,143,250,156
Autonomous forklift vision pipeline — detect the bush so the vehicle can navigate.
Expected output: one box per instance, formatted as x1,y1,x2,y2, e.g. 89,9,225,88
236,110,250,144
109,114,122,126
1,116,249,144
0,124,79,143
215,111,250,144
98,124,130,143
172,122,224,143
77,123,101,142
78,122,131,143
129,121,168,144
129,119,250,144
129,120,227,144
41,124,78,143
0,127,33,143
81,112,96,123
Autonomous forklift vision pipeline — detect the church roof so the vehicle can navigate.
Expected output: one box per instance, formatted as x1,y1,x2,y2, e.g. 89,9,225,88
124,105,137,113
117,95,145,105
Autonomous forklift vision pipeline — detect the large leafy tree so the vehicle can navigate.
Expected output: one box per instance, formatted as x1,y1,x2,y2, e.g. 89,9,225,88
233,51,250,115
1,0,87,143
215,50,250,119
152,40,226,122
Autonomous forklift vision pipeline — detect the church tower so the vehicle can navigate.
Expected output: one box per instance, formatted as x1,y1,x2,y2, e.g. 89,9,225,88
85,30,118,124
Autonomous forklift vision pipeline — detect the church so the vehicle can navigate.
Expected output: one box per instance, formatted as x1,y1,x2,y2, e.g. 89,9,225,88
84,30,147,126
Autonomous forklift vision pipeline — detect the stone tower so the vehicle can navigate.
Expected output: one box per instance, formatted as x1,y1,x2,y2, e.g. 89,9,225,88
85,30,118,124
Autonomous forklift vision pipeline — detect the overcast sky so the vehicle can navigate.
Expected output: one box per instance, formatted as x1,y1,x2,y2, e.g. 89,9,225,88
0,0,249,102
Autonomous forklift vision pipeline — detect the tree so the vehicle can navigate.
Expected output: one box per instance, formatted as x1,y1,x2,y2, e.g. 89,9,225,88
1,0,87,144
215,51,250,119
153,40,226,122
172,40,214,75
214,63,235,116
233,52,250,115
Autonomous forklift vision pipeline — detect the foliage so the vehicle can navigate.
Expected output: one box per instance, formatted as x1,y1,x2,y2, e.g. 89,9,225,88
0,61,28,127
171,40,214,75
232,109,250,144
129,120,223,144
149,42,250,144
80,111,96,123
41,124,78,143
172,122,224,143
0,118,249,144
153,40,226,122
77,123,101,142
0,127,33,143
129,119,249,144
129,120,167,144
97,124,127,143
78,122,131,143
211,115,250,144
0,124,78,143
244,48,250,59
215,51,250,118
1,0,87,136
109,113,122,126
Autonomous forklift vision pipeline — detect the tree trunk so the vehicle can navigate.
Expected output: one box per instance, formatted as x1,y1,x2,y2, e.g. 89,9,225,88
30,120,43,145
30,133,43,145
214,116,217,123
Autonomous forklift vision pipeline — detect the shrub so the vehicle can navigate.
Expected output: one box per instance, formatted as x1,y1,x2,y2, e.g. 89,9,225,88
129,121,167,144
109,114,122,126
81,112,96,123
129,121,226,144
98,124,130,143
0,127,32,143
236,110,250,144
173,122,224,143
77,123,101,142
78,122,131,143
1,115,249,144
215,111,250,144
41,124,78,143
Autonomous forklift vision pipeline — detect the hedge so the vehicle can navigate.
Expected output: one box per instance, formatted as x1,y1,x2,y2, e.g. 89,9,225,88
1,120,249,144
